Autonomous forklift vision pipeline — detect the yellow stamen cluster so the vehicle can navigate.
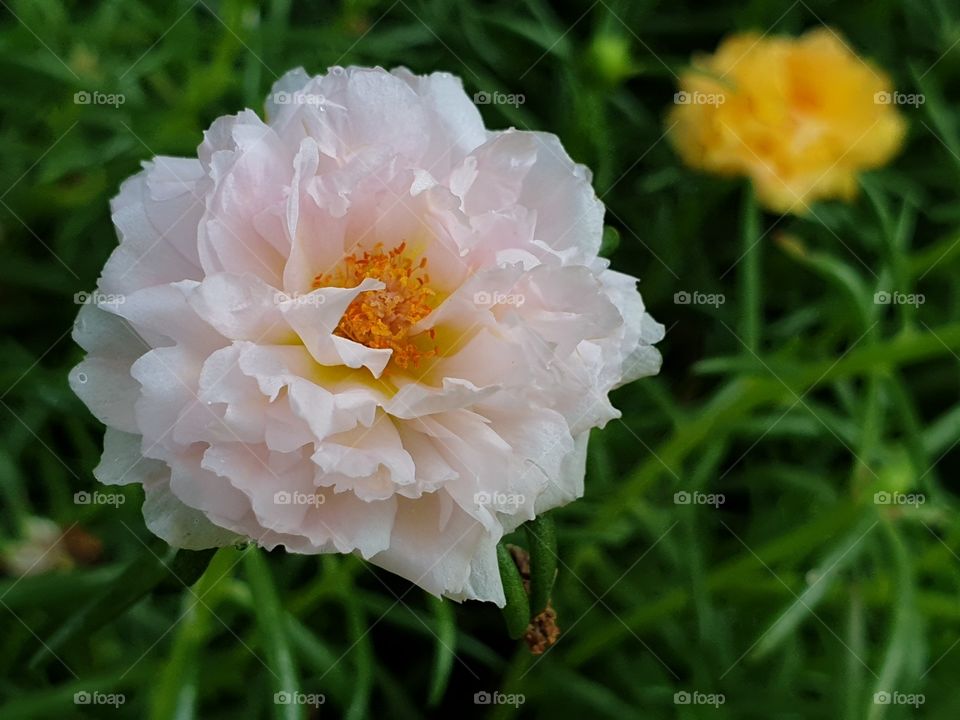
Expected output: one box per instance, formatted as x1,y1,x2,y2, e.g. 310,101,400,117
314,242,438,370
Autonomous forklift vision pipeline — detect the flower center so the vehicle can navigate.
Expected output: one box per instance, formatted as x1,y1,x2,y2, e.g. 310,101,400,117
313,242,439,370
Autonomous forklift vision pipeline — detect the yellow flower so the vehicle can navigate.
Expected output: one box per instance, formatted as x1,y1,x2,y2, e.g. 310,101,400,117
668,29,907,214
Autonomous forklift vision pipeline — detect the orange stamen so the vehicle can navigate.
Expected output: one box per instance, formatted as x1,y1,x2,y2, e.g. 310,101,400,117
313,243,439,370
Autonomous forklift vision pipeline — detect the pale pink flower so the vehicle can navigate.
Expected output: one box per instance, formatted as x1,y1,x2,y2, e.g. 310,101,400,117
70,66,663,605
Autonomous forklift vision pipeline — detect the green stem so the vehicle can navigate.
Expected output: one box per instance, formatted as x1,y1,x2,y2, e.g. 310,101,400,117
497,544,530,639
524,515,558,616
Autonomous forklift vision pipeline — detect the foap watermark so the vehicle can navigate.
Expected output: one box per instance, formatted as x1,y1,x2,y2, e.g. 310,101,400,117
873,691,924,708
874,491,925,507
74,691,125,708
674,290,725,308
273,291,326,307
274,691,325,708
474,91,525,108
874,91,924,108
674,691,725,708
274,490,325,507
74,90,125,108
674,90,726,106
874,290,924,307
474,691,525,707
74,490,125,508
271,91,343,110
674,490,725,508
74,290,125,307
474,491,525,510
473,290,525,307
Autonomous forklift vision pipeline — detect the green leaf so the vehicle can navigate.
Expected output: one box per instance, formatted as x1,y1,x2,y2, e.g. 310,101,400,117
244,548,302,720
29,541,178,670
751,515,879,660
497,543,530,639
150,547,240,720
868,522,925,720
344,594,374,720
427,595,456,706
155,548,218,594
600,225,621,257
739,182,762,352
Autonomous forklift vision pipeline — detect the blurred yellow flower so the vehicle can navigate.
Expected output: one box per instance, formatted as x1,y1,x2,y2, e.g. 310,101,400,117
668,29,907,214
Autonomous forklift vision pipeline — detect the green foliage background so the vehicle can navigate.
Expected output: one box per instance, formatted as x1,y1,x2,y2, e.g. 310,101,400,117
1,0,959,718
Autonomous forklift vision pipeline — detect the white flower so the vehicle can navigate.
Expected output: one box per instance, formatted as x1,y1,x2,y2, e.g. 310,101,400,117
1,518,70,577
70,66,663,605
